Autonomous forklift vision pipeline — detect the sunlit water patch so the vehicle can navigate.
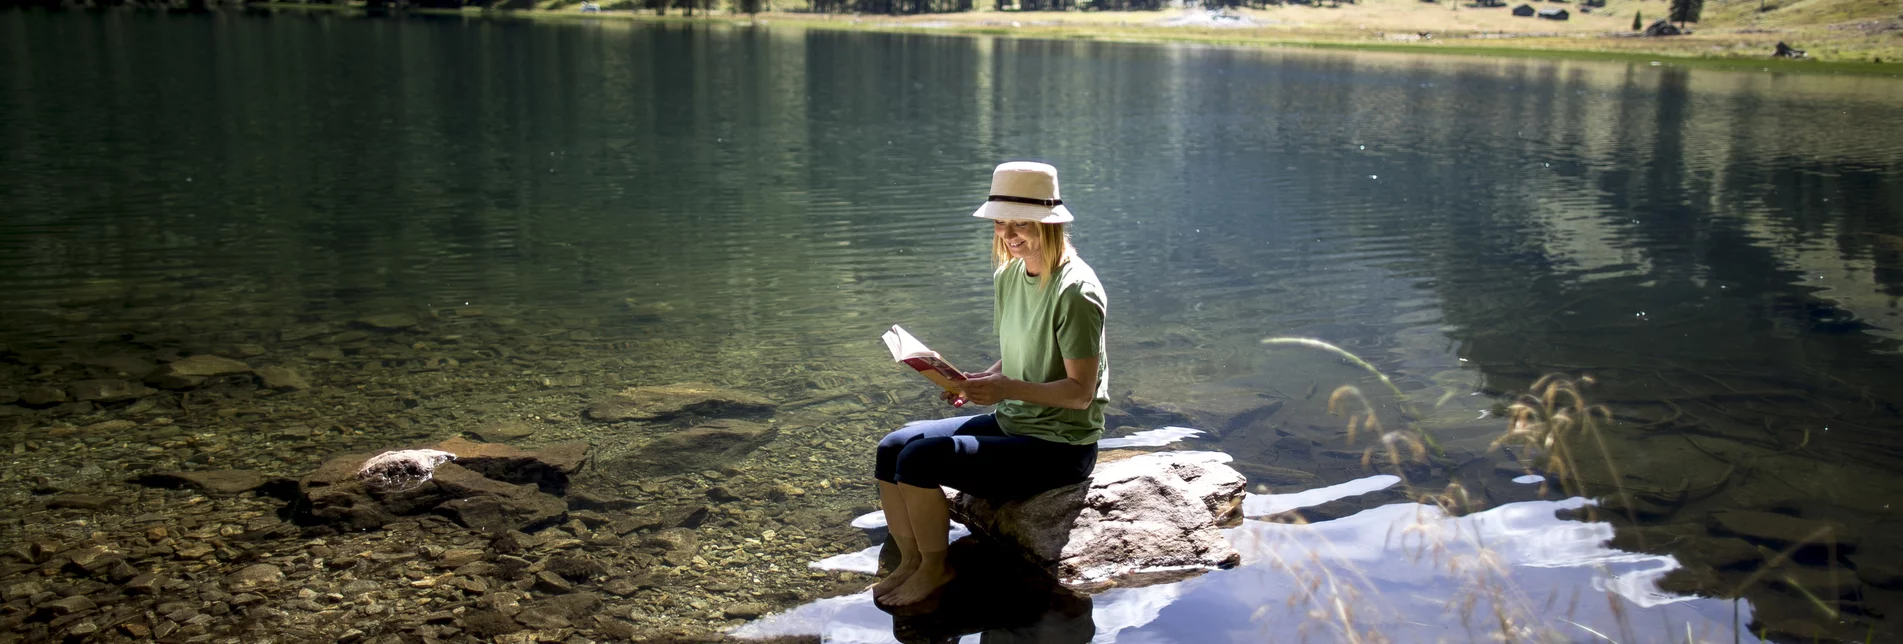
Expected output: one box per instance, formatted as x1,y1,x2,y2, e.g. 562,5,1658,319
734,475,1754,643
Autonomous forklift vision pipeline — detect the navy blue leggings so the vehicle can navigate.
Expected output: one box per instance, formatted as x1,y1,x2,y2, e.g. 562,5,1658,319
874,414,1098,500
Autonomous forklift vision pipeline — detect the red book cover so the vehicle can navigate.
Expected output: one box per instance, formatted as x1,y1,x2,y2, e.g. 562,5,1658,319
883,325,966,393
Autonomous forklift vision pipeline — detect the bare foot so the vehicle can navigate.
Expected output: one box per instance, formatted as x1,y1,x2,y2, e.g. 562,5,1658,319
870,558,919,598
877,560,955,606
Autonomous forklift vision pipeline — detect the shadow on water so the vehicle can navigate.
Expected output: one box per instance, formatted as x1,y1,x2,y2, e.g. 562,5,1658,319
884,538,1096,644
731,533,1096,644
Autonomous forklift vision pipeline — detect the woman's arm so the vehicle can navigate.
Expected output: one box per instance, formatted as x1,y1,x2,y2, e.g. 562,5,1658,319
940,361,1008,407
960,356,1098,410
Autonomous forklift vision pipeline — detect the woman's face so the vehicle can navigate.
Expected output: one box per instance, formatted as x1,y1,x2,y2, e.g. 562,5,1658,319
994,219,1042,262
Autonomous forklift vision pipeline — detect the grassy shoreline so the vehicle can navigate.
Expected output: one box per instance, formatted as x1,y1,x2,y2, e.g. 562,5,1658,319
261,2,1903,75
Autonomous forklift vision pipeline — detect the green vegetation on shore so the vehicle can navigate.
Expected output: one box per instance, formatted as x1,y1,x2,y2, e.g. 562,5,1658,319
252,0,1903,71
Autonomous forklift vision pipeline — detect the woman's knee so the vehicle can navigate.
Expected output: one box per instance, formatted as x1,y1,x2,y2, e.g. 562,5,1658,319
893,436,957,487
877,427,918,455
875,426,930,481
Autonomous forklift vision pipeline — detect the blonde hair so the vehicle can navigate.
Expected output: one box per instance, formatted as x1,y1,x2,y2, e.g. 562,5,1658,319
991,221,1077,289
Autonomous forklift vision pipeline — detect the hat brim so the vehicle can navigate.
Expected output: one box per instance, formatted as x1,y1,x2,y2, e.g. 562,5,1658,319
971,201,1074,224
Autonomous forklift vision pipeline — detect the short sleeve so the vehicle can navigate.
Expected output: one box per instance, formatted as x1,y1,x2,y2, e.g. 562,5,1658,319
993,263,1007,340
1055,283,1105,360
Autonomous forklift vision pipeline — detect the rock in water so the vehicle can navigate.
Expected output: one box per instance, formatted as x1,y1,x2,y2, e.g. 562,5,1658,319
431,467,569,534
79,356,156,379
253,365,311,391
950,450,1246,592
596,420,775,477
226,564,283,589
1711,510,1859,549
435,437,588,495
20,386,67,406
354,313,420,330
357,449,457,491
163,355,253,377
297,439,579,534
133,470,292,496
583,383,776,423
69,379,156,402
147,354,252,389
467,421,538,442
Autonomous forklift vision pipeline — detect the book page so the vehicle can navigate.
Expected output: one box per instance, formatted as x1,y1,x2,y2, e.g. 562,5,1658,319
882,325,964,391
881,325,931,360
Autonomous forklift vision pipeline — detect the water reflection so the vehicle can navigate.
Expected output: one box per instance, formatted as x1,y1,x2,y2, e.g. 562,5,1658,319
737,472,1756,643
3,10,1902,641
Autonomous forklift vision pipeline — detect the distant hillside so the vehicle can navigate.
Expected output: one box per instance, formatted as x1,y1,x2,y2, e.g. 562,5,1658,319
1701,0,1900,27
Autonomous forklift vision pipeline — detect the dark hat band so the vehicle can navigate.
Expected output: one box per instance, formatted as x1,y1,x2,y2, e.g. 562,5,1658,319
988,195,1063,208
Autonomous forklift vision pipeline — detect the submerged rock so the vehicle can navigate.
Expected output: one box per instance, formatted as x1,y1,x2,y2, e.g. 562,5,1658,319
297,439,579,534
354,313,420,330
226,564,284,589
597,420,775,477
69,379,156,402
1119,387,1290,439
304,461,565,534
20,386,67,407
583,383,775,423
134,470,292,496
162,355,252,378
78,356,156,379
357,449,457,491
253,366,311,391
32,595,95,619
436,436,588,495
82,419,137,433
1229,460,1321,488
467,421,538,442
950,450,1246,592
1710,511,1859,549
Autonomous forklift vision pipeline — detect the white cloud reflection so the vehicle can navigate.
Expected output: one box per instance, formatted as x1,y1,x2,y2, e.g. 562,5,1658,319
1099,426,1208,449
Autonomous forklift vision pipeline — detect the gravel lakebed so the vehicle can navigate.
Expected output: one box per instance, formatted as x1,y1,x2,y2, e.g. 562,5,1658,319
0,307,922,643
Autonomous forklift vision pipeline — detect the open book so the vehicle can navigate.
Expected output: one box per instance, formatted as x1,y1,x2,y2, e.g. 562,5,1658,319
881,325,967,397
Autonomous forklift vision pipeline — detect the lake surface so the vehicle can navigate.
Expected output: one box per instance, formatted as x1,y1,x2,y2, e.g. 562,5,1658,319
3,9,1903,643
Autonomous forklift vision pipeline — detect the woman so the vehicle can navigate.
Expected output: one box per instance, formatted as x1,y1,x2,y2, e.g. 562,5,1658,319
871,161,1109,607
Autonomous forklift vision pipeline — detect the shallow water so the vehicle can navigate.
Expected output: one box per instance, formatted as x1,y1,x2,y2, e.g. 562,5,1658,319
3,8,1903,643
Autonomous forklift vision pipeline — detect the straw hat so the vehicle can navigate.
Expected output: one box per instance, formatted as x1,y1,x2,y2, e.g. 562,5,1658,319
970,161,1074,224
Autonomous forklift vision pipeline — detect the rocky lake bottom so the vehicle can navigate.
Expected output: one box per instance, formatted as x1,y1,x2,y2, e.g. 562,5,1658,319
0,306,930,644
0,304,1897,643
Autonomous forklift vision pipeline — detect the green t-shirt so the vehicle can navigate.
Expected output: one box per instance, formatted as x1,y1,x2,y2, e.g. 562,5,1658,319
993,256,1109,445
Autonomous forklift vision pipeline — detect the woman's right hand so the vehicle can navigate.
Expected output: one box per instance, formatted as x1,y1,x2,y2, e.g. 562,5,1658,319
939,389,968,408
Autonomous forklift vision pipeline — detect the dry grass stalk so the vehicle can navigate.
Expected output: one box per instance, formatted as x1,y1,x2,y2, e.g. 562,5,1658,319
1328,385,1430,487
1488,374,1637,523
1253,374,1682,643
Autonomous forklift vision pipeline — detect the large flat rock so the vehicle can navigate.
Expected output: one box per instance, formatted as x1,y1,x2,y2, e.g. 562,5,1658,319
134,470,294,496
951,450,1247,593
294,438,580,534
596,420,777,478
435,436,589,495
583,383,775,423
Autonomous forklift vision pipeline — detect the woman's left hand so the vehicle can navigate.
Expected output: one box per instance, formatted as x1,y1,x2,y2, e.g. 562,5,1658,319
959,373,1013,406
